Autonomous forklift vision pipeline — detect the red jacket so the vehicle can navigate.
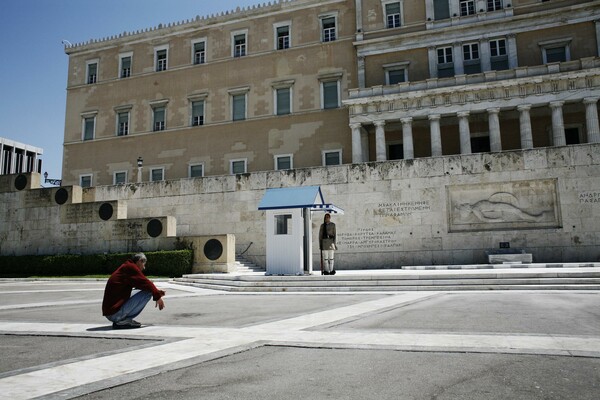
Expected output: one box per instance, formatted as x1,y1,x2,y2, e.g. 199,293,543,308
102,260,163,316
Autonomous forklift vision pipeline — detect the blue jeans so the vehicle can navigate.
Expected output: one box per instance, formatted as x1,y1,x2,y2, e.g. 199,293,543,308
106,290,152,323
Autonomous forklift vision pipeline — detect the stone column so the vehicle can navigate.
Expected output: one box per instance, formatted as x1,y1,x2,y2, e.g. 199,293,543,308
480,40,491,72
457,111,472,154
550,101,566,147
428,46,437,78
9,146,16,173
355,0,363,36
583,97,600,143
507,34,518,70
517,104,533,149
595,20,600,59
357,56,366,89
429,114,442,156
487,108,502,152
374,120,387,161
453,42,464,75
350,123,363,163
401,117,415,159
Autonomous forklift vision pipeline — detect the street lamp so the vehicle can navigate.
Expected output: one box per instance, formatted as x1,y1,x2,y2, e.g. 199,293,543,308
137,157,143,183
43,171,62,186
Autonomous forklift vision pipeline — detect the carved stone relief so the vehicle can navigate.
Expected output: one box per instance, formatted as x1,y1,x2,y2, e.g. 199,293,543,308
447,179,561,232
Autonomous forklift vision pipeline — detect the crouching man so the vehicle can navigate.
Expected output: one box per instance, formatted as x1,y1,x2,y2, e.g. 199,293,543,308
102,253,165,329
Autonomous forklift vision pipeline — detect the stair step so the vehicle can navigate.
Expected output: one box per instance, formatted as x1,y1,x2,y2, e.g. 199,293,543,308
172,269,600,292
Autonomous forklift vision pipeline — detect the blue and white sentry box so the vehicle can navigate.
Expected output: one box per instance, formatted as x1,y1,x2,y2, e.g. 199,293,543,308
258,186,343,276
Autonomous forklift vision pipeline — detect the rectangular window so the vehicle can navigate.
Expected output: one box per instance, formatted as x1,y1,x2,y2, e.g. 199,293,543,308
565,127,581,145
388,143,404,160
490,39,509,70
150,168,164,182
232,94,246,121
387,69,406,85
460,0,475,16
437,47,454,78
114,171,127,185
87,62,97,84
189,164,204,178
120,56,131,78
193,41,206,64
471,136,491,153
540,38,571,64
230,159,247,174
545,46,567,63
433,0,450,20
156,49,167,71
275,214,293,235
463,43,481,74
385,2,401,28
234,34,246,57
191,100,205,126
276,87,291,115
321,16,336,42
276,25,290,50
323,150,341,166
487,0,503,11
153,107,166,131
438,47,453,64
322,81,339,109
117,112,129,136
83,117,95,141
490,39,506,57
463,43,479,61
275,155,292,170
80,175,92,188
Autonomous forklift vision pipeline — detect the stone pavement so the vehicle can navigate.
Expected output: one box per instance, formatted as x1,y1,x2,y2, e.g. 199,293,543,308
0,277,599,399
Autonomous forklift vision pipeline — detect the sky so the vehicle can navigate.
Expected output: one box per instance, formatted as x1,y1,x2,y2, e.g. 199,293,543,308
0,0,263,185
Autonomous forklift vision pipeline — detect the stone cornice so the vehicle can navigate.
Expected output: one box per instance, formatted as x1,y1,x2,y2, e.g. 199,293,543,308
344,63,600,122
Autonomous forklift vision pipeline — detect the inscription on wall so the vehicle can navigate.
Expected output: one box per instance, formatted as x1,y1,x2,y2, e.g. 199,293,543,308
579,191,600,203
375,201,431,217
336,198,433,251
337,228,399,250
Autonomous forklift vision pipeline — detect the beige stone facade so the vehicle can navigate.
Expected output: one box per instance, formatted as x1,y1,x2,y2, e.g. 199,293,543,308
62,0,600,187
63,0,358,185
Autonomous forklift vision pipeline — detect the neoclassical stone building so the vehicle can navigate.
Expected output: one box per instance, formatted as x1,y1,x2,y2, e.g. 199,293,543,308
345,0,600,163
62,0,600,186
13,0,594,267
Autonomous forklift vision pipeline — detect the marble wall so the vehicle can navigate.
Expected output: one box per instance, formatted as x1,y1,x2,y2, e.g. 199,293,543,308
1,144,599,268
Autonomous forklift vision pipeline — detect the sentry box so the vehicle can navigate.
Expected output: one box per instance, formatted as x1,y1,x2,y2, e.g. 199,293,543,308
258,186,343,275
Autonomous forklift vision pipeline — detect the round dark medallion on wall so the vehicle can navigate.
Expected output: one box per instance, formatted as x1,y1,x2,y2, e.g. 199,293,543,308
204,238,223,261
55,188,69,205
147,219,163,238
98,203,114,221
14,174,27,191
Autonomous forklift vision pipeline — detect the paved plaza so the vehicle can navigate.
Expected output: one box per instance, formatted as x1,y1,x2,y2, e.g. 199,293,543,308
0,277,599,399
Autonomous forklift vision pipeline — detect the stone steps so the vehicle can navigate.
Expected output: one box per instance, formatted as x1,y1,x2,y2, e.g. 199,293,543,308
234,255,265,273
402,262,600,270
172,268,600,292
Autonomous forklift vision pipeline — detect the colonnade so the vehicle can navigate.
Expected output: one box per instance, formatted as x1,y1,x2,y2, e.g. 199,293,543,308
350,97,600,163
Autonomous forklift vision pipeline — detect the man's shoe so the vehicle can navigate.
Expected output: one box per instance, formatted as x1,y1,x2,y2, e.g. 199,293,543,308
330,270,336,275
112,319,142,329
323,270,330,275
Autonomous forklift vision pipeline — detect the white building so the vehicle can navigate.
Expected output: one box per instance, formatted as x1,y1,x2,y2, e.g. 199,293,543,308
0,137,43,176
